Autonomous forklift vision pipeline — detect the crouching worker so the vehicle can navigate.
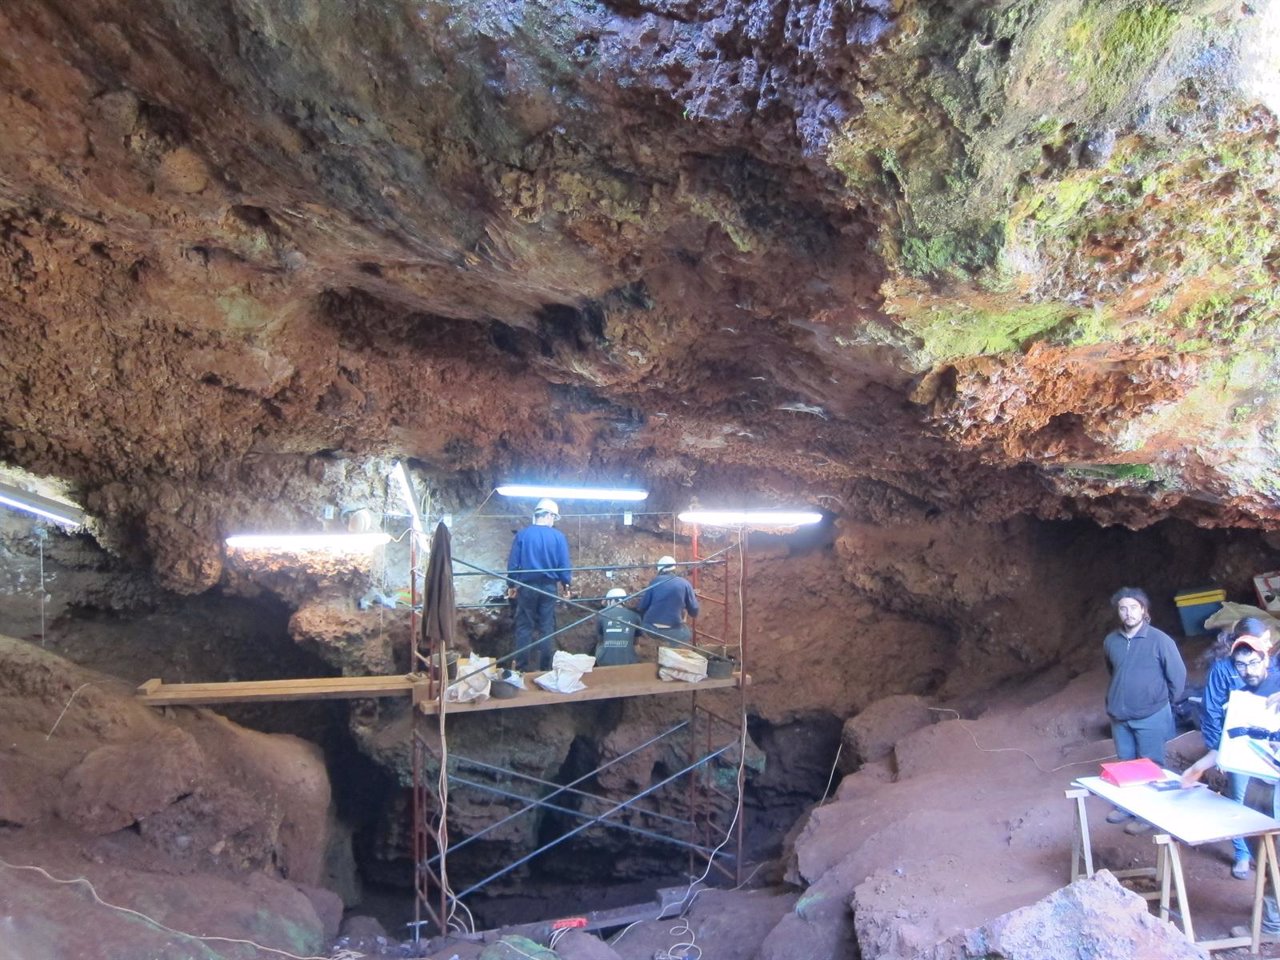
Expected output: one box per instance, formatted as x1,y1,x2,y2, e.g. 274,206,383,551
595,587,640,666
637,555,699,646
1182,622,1280,940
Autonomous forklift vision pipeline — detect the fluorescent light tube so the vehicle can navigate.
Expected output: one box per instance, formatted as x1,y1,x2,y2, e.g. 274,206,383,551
0,481,85,528
225,533,391,552
678,510,823,527
496,484,648,502
393,463,421,525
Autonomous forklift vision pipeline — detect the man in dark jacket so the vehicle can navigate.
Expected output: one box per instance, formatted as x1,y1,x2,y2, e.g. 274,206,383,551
1103,586,1187,832
636,555,699,645
507,498,572,672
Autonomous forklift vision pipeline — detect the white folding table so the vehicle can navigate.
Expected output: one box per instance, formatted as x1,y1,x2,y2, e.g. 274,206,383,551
1068,772,1280,954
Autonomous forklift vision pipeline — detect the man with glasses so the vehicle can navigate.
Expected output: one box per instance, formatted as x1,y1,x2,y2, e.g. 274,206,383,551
1103,587,1187,834
1182,619,1280,881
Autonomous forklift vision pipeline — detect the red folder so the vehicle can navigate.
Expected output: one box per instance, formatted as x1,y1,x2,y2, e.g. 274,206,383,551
1100,758,1164,786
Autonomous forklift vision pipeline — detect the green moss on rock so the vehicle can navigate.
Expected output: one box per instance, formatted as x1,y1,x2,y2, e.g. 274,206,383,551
898,301,1078,363
1066,2,1180,110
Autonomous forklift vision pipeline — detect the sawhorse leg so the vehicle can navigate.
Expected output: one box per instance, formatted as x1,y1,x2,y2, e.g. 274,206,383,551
1066,788,1094,881
1155,834,1195,942
1249,832,1280,954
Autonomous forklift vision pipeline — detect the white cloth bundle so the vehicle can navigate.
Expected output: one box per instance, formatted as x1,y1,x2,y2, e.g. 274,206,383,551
535,651,596,694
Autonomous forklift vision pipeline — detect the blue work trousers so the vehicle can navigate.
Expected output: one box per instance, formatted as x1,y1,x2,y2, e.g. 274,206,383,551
515,578,559,672
1110,704,1173,766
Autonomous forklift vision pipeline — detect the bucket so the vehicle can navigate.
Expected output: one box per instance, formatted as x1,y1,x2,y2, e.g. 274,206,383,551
706,657,735,680
430,651,459,681
490,679,519,699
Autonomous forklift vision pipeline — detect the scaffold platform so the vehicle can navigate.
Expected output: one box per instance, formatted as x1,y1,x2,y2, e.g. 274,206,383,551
135,664,743,709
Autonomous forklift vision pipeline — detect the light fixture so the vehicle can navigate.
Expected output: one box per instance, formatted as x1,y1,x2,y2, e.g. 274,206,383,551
678,510,823,526
225,533,391,552
0,481,85,528
496,483,648,501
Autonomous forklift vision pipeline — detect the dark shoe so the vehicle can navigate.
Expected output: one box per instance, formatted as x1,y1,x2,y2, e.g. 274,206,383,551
1233,858,1253,880
1106,808,1134,824
1124,818,1153,835
1230,925,1280,943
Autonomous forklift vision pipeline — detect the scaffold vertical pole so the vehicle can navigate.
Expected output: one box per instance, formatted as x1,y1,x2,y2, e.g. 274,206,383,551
687,690,698,877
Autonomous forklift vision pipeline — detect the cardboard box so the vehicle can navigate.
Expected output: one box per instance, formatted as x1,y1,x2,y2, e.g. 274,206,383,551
1174,587,1226,637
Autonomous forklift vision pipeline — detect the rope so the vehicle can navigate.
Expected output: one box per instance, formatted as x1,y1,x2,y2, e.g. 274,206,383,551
0,857,349,960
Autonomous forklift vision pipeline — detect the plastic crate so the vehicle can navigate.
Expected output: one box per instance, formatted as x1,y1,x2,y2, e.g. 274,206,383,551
1174,588,1226,637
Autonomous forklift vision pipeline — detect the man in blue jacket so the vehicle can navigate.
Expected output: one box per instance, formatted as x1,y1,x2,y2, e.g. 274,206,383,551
507,499,571,672
636,555,699,646
1182,619,1280,880
1103,586,1186,833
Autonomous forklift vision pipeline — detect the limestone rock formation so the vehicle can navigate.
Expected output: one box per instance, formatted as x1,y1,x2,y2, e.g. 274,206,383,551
839,693,935,769
920,870,1208,960
0,636,337,956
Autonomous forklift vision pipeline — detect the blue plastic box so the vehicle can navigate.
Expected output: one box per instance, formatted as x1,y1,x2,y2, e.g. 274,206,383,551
1174,588,1225,637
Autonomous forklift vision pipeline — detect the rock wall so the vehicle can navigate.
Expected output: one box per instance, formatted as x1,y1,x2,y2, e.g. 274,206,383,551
0,635,342,957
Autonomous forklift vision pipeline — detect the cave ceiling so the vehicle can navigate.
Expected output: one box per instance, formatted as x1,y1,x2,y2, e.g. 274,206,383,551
2,0,1280,590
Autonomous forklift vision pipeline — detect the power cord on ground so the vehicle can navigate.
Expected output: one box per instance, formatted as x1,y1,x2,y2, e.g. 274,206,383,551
46,682,93,740
925,706,1196,773
0,856,354,960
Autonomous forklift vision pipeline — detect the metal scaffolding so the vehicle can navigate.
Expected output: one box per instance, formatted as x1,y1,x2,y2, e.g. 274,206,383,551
409,518,749,938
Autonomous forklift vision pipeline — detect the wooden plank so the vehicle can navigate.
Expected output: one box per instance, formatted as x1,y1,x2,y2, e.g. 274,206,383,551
417,663,743,716
137,664,743,710
137,675,424,706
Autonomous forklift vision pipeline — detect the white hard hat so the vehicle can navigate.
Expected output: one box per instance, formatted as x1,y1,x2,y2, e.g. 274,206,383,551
534,498,559,518
656,555,677,570
606,587,627,599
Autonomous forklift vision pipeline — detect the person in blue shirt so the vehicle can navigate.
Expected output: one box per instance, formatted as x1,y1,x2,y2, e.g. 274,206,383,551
636,555,699,646
506,499,572,672
1182,619,1280,883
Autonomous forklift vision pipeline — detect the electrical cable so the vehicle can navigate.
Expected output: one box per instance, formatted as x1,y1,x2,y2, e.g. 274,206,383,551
37,531,46,647
46,682,94,740
820,742,843,803
0,857,348,960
